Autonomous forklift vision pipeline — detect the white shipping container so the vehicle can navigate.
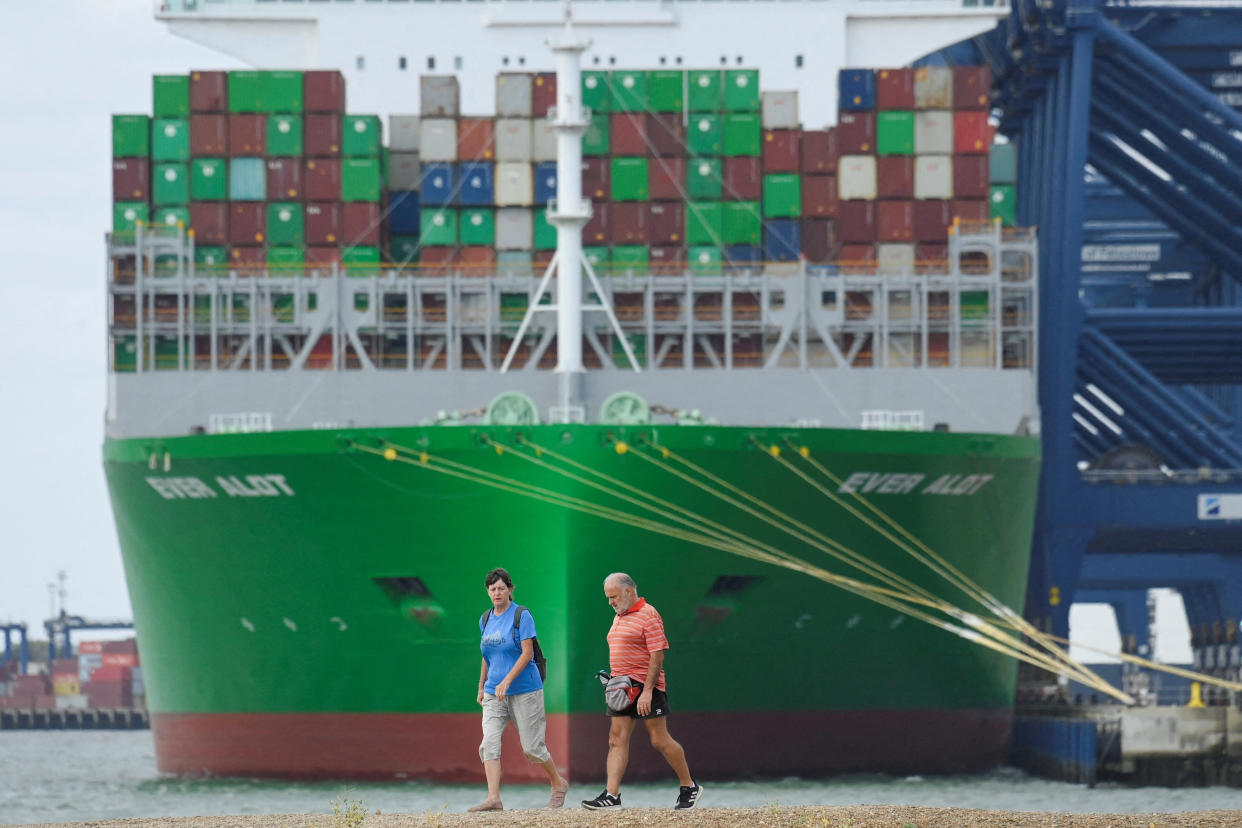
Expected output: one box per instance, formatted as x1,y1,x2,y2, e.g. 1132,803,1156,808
77,654,102,683
495,162,534,206
837,154,877,201
496,73,534,117
419,119,458,162
495,207,534,250
420,75,460,117
388,115,420,152
495,119,534,162
914,111,954,155
532,120,557,162
761,90,799,130
877,243,917,275
388,152,421,190
55,694,89,710
914,66,953,109
915,155,954,200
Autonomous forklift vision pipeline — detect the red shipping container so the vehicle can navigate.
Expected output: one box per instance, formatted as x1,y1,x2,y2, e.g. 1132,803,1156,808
609,201,648,245
190,202,228,246
305,114,343,157
190,114,228,156
532,72,557,118
306,245,341,274
649,157,687,201
952,154,989,199
305,158,342,202
190,70,227,113
611,112,648,156
230,203,266,246
801,218,839,263
876,156,914,200
913,199,952,242
305,70,346,114
14,675,48,692
582,158,610,201
801,174,838,218
648,202,684,245
229,113,266,156
533,250,555,271
33,694,57,710
112,158,149,201
458,116,495,161
646,114,686,157
230,245,266,272
762,130,800,173
583,201,609,245
90,664,133,682
916,243,949,273
875,68,915,110
836,243,877,270
267,158,303,200
419,246,458,276
305,203,342,245
649,245,686,274
723,157,761,201
458,246,497,276
953,66,992,111
954,111,992,155
835,112,876,155
951,199,990,224
837,200,877,244
102,653,138,668
78,641,104,655
800,129,839,175
876,200,914,242
343,202,381,246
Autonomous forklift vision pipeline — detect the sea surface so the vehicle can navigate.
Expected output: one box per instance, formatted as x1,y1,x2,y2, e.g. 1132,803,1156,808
4,731,1242,826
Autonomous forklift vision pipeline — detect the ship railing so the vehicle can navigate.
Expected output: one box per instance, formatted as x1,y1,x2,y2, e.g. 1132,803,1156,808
156,0,1008,13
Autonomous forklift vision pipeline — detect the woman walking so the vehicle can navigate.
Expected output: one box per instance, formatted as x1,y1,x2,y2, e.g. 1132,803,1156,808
470,567,569,812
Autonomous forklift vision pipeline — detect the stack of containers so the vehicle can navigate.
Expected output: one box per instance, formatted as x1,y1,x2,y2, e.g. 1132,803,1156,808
51,657,80,698
77,640,104,685
82,639,139,709
1,674,52,710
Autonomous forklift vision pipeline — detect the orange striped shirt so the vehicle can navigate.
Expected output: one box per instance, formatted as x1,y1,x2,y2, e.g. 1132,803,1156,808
607,598,668,691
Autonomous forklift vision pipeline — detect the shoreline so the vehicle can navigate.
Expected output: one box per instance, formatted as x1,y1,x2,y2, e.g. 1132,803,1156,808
11,806,1242,828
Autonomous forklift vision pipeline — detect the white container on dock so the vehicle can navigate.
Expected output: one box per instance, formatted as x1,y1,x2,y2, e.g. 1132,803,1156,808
914,111,954,155
915,155,953,200
495,162,534,206
877,243,916,275
837,154,877,201
761,91,799,129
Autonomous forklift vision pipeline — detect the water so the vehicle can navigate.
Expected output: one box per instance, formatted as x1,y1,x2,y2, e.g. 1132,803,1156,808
4,731,1242,826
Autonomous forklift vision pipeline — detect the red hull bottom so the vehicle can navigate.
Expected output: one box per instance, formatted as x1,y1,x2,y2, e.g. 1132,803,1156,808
153,708,1013,782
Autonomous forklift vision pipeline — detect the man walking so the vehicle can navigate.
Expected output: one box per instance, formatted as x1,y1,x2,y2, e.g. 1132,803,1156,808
581,572,703,811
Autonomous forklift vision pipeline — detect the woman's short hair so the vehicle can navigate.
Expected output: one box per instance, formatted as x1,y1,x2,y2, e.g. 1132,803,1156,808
485,567,513,588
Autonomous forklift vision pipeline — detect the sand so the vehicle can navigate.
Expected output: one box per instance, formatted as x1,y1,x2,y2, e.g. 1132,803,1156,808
11,806,1242,828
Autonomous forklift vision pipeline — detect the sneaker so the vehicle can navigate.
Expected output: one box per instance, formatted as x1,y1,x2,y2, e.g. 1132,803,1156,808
581,790,622,810
674,781,703,810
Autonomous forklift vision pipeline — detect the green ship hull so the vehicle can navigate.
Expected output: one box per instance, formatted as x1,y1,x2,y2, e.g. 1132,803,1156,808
103,423,1039,780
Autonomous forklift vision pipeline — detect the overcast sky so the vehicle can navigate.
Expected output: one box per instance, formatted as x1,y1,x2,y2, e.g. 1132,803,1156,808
0,0,1191,664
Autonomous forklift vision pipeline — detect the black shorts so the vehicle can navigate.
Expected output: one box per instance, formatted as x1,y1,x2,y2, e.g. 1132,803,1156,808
607,687,670,719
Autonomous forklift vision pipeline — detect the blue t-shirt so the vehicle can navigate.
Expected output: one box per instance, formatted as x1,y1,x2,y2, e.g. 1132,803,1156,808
480,603,543,695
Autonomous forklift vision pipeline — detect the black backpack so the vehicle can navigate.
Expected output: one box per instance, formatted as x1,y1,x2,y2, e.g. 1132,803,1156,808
480,604,547,681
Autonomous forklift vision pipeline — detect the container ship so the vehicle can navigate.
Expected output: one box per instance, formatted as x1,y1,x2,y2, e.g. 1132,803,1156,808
103,0,1043,781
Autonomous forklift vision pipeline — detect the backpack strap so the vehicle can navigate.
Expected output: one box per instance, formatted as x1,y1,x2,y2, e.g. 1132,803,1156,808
512,605,526,647
480,609,490,634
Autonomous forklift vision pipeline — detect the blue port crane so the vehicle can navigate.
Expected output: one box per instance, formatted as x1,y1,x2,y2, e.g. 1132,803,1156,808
929,0,1242,693
2,623,30,676
44,611,134,662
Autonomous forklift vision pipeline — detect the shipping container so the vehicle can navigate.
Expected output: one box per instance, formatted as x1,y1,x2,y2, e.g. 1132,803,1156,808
761,129,800,172
228,113,265,156
835,112,875,155
914,155,953,200
190,113,228,156
305,113,342,157
387,236,419,264
645,113,685,157
649,244,686,275
647,202,684,245
343,115,382,157
459,161,496,206
611,112,647,156
389,115,420,153
582,111,611,156
583,201,608,245
495,118,533,162
495,162,534,206
496,72,534,117
837,243,877,272
876,156,914,199
456,116,495,161
688,70,722,112
800,129,838,175
421,75,460,117
686,201,724,246
838,154,878,201
723,201,761,246
387,191,419,235
113,115,150,158
458,246,498,276
113,159,149,202
228,157,267,201
342,158,381,201
266,158,302,200
304,158,342,202
990,184,1016,226
152,118,190,161
189,202,228,246
495,207,533,250
763,219,801,261
582,71,612,113
687,114,723,156
609,202,648,245
952,198,991,225
342,245,381,277
876,111,914,156
533,162,557,205
915,110,954,156
914,66,953,109
877,242,916,275
420,208,458,246
227,71,263,113
649,70,685,113
610,157,649,201
305,202,342,245
723,113,761,156
688,245,723,273
153,163,188,206
648,157,686,201
760,90,798,130
954,111,992,155
532,72,557,117
724,69,760,112
687,157,723,200
343,202,381,245
263,71,304,113
531,120,557,162
420,162,456,206
420,118,458,162
267,246,305,278
230,202,265,246
723,156,761,200
612,70,649,112
990,142,1017,184
153,75,189,119
113,202,148,236
837,200,877,243
304,70,346,114
953,154,989,199
154,207,189,234
838,69,876,111
913,199,951,243
459,207,496,246
612,245,649,273
953,66,991,111
876,200,914,242
534,209,557,251
875,68,915,110
801,218,838,263
801,175,838,218
267,202,304,247
190,71,227,113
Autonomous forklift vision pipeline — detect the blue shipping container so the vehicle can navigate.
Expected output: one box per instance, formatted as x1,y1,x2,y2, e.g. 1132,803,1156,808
763,219,801,261
838,69,876,112
420,162,456,206
458,162,495,206
534,162,558,205
228,157,266,201
724,244,760,266
388,190,421,235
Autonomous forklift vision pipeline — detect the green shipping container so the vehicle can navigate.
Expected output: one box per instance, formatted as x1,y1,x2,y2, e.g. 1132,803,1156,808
961,290,990,321
496,251,532,276
990,143,1017,184
582,71,612,113
267,114,304,157
228,71,264,113
153,163,190,206
649,70,685,112
611,71,648,112
687,157,723,200
191,158,228,201
151,118,190,161
195,245,229,276
723,113,761,156
268,247,305,281
612,332,646,368
612,245,649,272
343,115,382,157
267,202,305,247
420,208,458,246
763,173,801,218
724,69,760,112
723,201,762,245
459,208,496,246
153,207,190,232
388,236,420,264
686,201,724,246
263,71,304,113
688,70,722,112
343,245,381,277
687,114,722,156
610,157,649,201
114,336,137,373
112,115,150,157
153,336,185,371
153,251,187,278
534,209,557,251
688,244,723,273
583,246,610,274
113,202,148,237
499,292,528,322
582,111,610,156
342,158,382,202
877,111,915,156
153,75,190,119
990,184,1016,226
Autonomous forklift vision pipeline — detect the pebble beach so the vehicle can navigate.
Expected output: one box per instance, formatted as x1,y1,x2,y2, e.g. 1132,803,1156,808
12,806,1242,828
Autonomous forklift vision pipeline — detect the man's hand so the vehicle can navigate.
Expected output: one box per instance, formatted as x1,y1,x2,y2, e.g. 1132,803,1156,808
636,687,654,716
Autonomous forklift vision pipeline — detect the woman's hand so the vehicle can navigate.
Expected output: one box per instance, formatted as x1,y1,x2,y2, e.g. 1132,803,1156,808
477,687,485,705
495,678,511,700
